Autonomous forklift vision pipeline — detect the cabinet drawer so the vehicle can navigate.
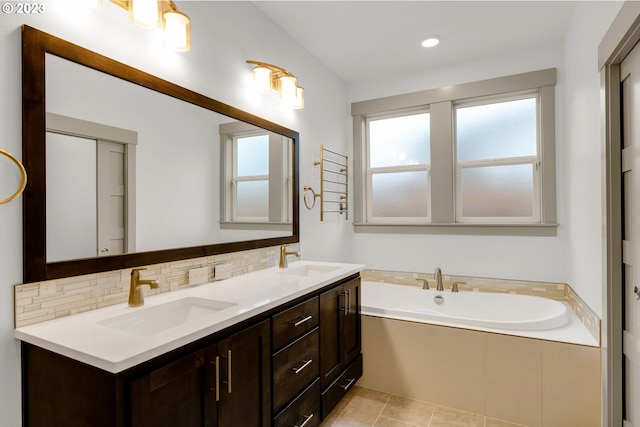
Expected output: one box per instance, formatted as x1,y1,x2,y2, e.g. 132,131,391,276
274,379,321,427
273,329,320,411
321,353,362,419
273,297,319,350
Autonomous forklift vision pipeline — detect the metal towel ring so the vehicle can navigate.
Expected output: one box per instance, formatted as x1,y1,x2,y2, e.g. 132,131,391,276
303,186,320,210
0,149,27,205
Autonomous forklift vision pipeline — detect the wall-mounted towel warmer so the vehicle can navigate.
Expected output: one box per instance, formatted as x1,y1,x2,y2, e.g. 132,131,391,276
313,144,348,221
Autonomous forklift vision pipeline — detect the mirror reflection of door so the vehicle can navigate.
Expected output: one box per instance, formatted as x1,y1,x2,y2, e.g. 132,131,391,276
46,133,127,260
45,113,137,262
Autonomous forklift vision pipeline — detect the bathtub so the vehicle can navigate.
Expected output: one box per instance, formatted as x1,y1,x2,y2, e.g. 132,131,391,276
360,280,605,349
358,281,601,427
361,281,569,331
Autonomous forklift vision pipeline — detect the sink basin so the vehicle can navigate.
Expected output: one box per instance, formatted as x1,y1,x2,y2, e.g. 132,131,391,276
279,264,341,277
97,297,236,336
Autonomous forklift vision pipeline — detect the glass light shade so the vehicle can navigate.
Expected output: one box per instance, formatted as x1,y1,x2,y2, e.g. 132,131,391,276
280,75,297,106
163,10,191,51
292,86,304,109
253,67,272,93
129,0,160,29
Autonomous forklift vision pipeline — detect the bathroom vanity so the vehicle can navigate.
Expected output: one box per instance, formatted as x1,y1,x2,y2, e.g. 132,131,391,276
16,261,363,427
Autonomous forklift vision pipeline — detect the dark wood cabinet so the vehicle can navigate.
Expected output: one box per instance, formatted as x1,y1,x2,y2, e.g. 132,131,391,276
129,320,270,427
319,277,361,416
21,273,360,427
216,320,271,427
130,348,213,427
319,277,361,389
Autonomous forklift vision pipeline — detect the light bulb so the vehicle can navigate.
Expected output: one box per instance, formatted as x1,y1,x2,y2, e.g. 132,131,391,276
129,0,160,29
163,10,190,51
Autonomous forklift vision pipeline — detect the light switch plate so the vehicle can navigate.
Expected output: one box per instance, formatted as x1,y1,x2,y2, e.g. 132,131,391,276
188,267,209,285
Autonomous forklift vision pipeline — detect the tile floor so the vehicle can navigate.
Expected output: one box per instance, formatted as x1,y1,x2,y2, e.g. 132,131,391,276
320,386,526,427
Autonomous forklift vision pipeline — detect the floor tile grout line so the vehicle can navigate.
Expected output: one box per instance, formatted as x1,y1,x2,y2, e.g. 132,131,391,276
371,393,392,426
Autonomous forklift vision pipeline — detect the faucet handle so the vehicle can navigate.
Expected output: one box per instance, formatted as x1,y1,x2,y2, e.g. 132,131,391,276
416,278,429,290
451,281,465,292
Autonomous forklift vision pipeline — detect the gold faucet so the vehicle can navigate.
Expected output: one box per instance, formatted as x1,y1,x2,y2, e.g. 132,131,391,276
434,267,444,291
128,267,159,307
279,245,300,269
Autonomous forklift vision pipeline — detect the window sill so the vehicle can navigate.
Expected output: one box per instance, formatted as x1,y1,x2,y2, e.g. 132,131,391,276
353,222,558,236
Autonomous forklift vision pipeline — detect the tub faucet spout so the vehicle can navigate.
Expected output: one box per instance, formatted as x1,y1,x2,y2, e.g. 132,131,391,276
434,267,444,291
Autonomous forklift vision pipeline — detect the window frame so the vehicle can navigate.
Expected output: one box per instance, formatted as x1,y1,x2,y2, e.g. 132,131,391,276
453,92,541,224
231,132,271,222
365,109,432,223
351,68,557,236
219,122,292,231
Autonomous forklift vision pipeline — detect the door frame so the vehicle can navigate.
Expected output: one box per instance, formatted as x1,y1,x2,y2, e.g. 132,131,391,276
601,4,640,426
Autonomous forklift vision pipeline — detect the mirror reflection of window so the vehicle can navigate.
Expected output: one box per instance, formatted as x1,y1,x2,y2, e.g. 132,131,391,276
219,122,292,229
233,135,269,220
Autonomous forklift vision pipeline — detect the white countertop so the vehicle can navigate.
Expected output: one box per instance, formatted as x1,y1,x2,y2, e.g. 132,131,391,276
15,261,364,374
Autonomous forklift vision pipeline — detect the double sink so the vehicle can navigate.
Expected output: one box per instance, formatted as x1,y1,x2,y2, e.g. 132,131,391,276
96,263,342,337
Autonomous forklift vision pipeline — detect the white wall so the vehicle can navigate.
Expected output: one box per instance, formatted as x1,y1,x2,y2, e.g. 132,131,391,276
346,2,624,318
347,40,569,283
563,1,623,318
0,2,348,424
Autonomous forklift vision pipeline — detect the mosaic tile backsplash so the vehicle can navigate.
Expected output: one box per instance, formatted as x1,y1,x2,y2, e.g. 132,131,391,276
14,244,298,328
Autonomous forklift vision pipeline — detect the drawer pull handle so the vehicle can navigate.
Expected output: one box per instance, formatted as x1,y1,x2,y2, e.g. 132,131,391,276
227,350,232,394
341,291,348,316
294,413,314,427
215,356,220,401
293,359,313,374
341,377,356,391
293,315,313,327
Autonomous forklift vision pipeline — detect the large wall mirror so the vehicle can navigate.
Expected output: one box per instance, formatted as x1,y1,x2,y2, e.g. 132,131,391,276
22,25,299,283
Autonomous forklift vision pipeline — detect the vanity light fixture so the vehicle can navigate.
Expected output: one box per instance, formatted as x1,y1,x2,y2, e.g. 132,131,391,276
246,60,305,109
108,0,191,51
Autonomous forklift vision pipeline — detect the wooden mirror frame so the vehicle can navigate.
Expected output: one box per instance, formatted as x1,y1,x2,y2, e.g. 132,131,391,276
21,25,299,283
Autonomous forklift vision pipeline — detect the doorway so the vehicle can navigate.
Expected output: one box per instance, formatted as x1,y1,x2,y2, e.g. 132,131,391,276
602,6,640,427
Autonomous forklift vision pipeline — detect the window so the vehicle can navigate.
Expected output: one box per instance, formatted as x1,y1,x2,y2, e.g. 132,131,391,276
352,69,557,235
455,95,540,223
367,111,431,222
219,122,292,229
233,134,270,221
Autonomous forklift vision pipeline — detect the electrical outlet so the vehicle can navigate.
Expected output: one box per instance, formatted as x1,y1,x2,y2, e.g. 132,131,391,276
188,267,209,285
213,263,232,281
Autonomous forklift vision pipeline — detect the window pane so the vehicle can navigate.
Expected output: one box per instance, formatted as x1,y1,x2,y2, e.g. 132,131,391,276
237,135,269,176
372,171,428,217
369,113,430,167
456,98,537,162
236,180,268,217
460,164,534,217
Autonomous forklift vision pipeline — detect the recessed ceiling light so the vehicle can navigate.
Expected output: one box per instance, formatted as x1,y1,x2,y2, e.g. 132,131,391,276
421,37,440,48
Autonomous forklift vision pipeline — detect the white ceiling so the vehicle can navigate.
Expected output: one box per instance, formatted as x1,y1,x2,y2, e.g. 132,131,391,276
252,1,576,83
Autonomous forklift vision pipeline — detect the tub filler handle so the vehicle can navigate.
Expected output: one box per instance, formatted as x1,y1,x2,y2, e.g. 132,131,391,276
417,278,429,290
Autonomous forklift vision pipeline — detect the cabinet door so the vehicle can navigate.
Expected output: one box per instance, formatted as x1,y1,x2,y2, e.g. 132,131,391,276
130,348,216,427
217,320,271,427
342,278,361,365
319,284,345,389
